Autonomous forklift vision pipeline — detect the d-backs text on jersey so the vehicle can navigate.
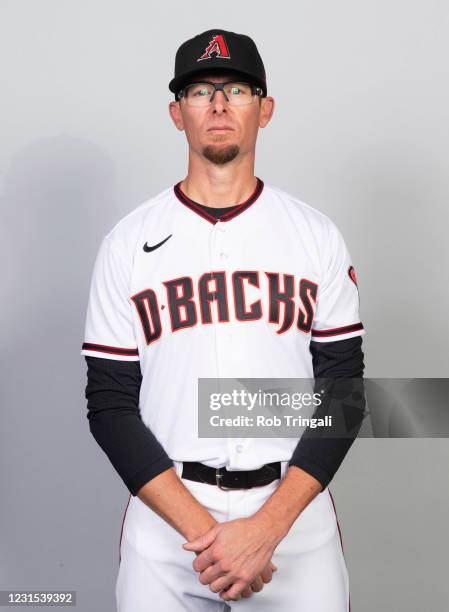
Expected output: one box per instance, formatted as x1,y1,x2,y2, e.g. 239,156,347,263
131,270,317,345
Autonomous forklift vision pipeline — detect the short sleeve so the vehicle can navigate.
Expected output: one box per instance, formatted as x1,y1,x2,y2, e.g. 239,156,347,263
80,236,140,361
311,221,365,342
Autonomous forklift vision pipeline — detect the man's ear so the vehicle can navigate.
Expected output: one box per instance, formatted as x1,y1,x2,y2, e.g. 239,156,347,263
259,96,275,128
169,100,185,131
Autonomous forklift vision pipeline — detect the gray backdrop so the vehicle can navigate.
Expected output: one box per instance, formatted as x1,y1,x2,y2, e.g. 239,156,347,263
1,1,448,610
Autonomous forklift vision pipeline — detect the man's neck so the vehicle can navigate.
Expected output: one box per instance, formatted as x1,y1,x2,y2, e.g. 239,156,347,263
180,156,257,208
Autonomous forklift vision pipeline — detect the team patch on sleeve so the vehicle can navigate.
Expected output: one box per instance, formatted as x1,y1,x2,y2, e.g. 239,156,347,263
348,265,358,286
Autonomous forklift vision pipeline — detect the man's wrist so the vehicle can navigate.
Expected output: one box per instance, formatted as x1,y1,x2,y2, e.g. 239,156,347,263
183,515,218,541
249,465,323,543
250,508,289,544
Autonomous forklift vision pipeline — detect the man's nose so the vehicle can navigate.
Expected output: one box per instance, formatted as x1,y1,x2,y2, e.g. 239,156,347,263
210,90,228,112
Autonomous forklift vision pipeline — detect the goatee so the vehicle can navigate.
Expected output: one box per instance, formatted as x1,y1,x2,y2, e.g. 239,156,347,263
202,144,240,165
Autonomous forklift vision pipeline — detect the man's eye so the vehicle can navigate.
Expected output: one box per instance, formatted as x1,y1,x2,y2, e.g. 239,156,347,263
227,84,250,95
194,88,210,96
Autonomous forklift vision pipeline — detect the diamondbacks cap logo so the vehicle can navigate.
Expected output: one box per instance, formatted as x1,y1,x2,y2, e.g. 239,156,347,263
348,265,358,286
197,34,231,61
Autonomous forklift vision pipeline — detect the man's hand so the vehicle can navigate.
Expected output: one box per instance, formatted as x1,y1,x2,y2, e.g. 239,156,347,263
188,530,278,600
224,560,278,600
182,514,283,601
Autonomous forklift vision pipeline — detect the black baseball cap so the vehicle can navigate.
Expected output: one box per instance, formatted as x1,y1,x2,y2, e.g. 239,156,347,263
169,29,267,100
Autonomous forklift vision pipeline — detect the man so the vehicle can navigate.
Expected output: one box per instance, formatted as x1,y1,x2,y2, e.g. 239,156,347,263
81,29,365,611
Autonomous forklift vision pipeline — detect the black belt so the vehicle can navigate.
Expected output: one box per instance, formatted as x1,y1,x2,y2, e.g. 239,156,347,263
182,461,281,490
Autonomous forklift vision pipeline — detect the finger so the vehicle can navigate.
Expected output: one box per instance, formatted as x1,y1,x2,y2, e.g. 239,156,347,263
220,581,247,601
260,565,273,584
209,574,234,594
220,590,242,602
182,526,218,552
197,556,231,586
192,549,215,573
240,585,253,598
221,582,253,598
249,575,264,592
199,564,227,586
221,576,261,600
262,559,279,582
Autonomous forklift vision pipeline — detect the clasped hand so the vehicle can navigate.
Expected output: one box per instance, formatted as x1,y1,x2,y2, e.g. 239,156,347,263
182,515,281,601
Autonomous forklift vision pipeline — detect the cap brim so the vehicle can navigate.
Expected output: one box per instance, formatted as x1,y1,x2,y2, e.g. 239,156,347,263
169,66,266,97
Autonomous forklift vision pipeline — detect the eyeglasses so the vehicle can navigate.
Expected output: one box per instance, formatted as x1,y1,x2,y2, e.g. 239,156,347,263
177,81,263,107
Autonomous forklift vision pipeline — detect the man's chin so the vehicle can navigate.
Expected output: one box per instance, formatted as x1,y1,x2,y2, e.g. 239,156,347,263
202,144,240,166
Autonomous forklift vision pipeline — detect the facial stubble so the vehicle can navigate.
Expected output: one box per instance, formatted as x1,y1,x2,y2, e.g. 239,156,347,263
202,143,240,165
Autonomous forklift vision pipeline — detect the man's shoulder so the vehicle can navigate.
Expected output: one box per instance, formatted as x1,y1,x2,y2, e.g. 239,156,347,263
101,185,174,257
263,182,337,233
107,185,173,238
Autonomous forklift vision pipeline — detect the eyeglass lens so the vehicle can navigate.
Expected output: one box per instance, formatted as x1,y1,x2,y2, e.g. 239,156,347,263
183,82,258,106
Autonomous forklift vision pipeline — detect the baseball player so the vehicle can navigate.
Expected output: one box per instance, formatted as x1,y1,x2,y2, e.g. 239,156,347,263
81,29,365,612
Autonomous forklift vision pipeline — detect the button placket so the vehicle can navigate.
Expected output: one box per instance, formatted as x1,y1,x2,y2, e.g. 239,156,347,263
209,221,235,463
210,222,227,266
208,222,229,380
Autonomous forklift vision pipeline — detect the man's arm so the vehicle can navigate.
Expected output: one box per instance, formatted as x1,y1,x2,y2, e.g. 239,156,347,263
253,336,365,537
85,355,216,540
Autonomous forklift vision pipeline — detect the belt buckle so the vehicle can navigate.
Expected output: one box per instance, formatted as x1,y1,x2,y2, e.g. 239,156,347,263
215,467,233,490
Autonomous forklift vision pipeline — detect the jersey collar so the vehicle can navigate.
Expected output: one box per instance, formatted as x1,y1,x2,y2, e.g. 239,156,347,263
173,177,264,225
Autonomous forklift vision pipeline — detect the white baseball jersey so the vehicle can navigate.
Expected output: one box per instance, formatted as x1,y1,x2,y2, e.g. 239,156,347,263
80,178,365,471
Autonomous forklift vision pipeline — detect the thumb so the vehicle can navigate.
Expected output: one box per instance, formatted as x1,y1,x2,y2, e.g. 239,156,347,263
182,526,219,552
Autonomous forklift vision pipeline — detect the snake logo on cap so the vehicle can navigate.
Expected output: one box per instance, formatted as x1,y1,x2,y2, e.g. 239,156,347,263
197,34,231,61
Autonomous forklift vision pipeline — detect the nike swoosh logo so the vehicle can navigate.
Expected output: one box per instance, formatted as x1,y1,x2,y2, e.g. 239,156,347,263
143,234,172,252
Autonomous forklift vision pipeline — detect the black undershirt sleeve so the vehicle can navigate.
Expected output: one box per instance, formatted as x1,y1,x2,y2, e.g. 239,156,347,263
84,356,174,496
288,336,366,490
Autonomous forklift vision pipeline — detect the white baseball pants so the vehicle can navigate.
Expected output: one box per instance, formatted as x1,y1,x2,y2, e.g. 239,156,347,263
116,461,350,612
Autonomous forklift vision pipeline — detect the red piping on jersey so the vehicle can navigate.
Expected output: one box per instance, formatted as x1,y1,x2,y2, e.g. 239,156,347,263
328,488,352,612
311,322,364,338
118,493,132,565
81,342,139,357
173,177,264,224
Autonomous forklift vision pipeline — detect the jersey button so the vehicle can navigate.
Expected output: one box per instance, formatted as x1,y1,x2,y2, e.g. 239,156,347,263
219,252,228,260
236,444,244,453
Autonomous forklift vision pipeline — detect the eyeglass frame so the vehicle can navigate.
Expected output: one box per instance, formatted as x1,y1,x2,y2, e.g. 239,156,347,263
176,80,264,105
